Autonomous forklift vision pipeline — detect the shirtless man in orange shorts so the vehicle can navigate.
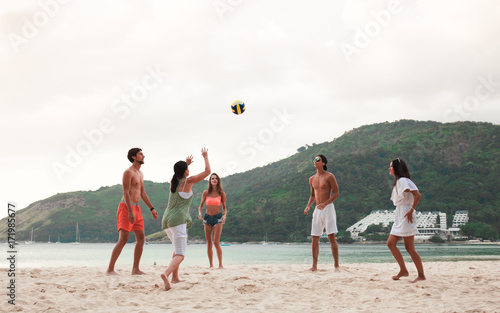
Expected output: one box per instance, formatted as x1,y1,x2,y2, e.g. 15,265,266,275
106,148,158,275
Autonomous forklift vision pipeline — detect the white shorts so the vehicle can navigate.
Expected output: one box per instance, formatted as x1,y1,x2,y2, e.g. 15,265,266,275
311,203,338,236
164,223,187,256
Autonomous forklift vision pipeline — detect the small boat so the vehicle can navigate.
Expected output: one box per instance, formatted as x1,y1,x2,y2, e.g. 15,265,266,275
70,223,81,245
261,232,269,245
25,227,34,244
56,235,61,244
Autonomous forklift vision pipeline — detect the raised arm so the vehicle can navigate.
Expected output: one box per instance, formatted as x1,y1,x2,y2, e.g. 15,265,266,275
187,148,211,184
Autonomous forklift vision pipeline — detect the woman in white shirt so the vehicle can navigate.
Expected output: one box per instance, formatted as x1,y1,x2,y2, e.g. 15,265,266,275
387,158,426,283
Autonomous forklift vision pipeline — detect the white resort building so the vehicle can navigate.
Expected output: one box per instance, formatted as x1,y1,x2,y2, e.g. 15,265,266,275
447,210,470,239
347,210,469,240
451,210,470,227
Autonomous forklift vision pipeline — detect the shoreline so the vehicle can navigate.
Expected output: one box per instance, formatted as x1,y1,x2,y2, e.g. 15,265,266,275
5,261,500,312
3,240,498,245
3,243,498,271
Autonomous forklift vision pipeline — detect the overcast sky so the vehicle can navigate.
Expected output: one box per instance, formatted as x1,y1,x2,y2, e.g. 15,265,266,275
1,0,499,219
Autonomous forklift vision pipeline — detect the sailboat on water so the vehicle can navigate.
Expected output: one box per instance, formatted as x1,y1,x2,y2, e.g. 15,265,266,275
56,235,61,244
262,232,269,245
70,223,81,245
25,227,34,244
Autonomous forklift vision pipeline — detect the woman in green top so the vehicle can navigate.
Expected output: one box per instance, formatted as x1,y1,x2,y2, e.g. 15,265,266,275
161,147,210,290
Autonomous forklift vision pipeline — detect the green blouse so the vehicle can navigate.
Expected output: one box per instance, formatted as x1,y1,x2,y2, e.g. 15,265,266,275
162,178,193,229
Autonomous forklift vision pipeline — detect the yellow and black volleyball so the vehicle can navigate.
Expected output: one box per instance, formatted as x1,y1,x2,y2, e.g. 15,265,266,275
231,100,245,115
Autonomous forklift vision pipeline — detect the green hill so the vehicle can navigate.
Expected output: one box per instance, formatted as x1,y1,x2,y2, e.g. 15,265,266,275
2,120,499,242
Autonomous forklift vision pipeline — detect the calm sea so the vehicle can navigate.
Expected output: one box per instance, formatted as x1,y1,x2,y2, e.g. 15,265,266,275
3,243,500,268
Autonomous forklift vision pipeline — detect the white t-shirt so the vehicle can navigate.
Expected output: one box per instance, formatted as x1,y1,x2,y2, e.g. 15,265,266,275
390,177,418,206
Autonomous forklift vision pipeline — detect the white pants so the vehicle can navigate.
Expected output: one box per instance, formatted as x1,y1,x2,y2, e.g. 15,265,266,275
164,223,187,256
311,203,338,236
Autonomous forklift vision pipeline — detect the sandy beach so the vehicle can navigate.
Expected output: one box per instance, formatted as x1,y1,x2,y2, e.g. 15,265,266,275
3,261,500,313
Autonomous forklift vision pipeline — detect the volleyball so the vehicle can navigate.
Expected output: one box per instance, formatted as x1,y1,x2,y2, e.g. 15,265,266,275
231,101,245,115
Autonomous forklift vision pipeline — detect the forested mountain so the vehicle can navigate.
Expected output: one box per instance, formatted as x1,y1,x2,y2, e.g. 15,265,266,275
2,120,499,242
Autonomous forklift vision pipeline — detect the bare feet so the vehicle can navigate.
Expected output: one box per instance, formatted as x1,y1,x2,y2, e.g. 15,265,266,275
334,266,340,272
106,270,119,276
411,275,426,283
308,267,318,272
218,266,224,269
392,270,409,280
161,273,171,290
132,268,146,275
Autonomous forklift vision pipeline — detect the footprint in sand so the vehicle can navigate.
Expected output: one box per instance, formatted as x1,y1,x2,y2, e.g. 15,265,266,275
472,276,483,282
236,284,259,294
177,282,197,290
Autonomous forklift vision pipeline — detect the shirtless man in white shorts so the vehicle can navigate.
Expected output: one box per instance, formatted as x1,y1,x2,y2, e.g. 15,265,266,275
304,154,340,271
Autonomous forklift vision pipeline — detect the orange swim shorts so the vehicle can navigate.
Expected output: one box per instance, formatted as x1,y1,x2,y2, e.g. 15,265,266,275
116,202,144,232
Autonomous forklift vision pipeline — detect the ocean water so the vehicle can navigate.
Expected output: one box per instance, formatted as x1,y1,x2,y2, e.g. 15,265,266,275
3,243,500,269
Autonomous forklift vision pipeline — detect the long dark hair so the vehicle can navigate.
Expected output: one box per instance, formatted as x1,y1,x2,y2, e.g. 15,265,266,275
392,158,411,187
170,161,188,193
207,173,223,196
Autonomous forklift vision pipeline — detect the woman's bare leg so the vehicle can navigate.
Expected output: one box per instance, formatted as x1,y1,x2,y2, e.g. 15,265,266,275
403,236,426,283
204,224,214,268
387,234,409,280
213,223,224,268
